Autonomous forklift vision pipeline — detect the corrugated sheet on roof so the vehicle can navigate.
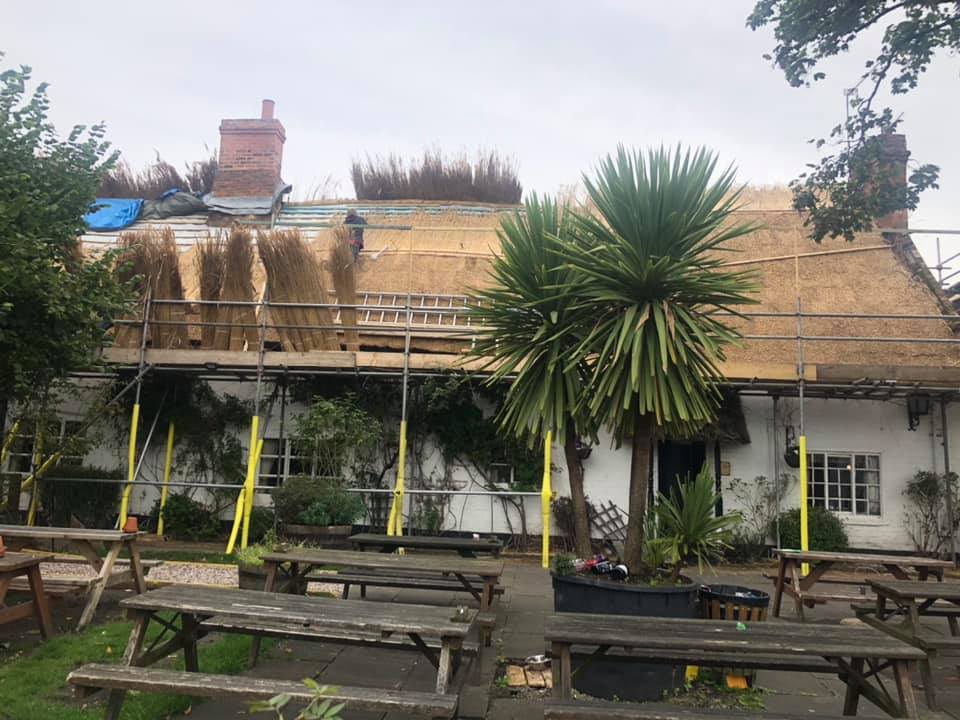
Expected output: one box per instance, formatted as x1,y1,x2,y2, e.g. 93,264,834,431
80,214,214,249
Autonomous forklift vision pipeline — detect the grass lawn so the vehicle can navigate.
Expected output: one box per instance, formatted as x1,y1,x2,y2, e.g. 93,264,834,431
0,616,267,720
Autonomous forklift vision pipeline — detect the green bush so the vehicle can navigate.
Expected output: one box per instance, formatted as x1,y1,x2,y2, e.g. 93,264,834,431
272,476,325,524
297,484,364,527
248,506,275,543
771,506,849,552
153,493,221,541
42,466,122,528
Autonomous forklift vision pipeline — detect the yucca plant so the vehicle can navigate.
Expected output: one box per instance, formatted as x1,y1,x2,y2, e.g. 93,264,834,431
657,465,741,582
566,145,758,575
469,195,596,557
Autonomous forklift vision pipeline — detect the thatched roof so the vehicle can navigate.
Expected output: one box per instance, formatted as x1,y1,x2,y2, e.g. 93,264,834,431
82,192,960,383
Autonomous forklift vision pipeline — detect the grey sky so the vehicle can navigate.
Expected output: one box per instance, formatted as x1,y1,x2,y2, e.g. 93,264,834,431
6,1,959,267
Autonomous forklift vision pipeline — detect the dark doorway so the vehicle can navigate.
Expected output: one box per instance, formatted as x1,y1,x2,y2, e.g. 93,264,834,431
657,439,706,500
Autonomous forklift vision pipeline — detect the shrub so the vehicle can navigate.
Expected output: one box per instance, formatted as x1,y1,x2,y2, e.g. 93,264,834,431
771,506,849,552
297,485,365,527
41,465,122,528
272,476,325,524
153,493,220,540
248,506,275,544
903,470,960,554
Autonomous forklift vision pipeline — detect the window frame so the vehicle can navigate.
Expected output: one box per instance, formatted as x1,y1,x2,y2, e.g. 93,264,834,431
806,450,882,517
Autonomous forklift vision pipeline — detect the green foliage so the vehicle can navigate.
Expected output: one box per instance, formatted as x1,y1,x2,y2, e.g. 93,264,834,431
251,678,344,720
295,393,384,481
0,57,131,404
552,553,576,577
772,506,849,552
902,470,960,554
724,474,795,562
0,615,261,720
273,475,324,524
656,465,742,581
152,493,220,541
297,486,364,527
748,1,953,241
41,465,121,528
249,506,276,544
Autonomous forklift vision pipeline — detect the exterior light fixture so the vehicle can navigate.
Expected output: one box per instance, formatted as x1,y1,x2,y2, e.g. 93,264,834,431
906,395,931,431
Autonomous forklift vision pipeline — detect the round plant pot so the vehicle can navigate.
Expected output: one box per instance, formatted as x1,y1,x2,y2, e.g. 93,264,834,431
281,524,354,548
552,572,699,702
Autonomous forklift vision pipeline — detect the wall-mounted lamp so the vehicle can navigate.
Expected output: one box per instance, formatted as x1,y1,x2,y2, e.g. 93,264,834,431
907,395,931,431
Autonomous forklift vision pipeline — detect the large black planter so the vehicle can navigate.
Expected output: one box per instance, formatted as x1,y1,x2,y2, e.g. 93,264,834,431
552,572,699,702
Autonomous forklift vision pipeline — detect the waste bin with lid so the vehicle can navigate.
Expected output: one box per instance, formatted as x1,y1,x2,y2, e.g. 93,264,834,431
700,584,770,686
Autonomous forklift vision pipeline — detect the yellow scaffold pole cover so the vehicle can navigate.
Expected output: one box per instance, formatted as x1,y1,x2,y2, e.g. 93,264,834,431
157,421,176,537
387,420,408,537
541,430,553,569
0,418,21,466
118,403,141,527
26,426,44,527
799,435,810,576
240,416,261,549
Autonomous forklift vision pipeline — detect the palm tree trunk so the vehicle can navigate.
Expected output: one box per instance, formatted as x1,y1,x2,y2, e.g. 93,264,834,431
623,413,654,576
562,426,592,558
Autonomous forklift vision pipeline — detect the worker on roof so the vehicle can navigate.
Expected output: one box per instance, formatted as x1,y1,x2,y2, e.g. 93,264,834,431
344,209,367,262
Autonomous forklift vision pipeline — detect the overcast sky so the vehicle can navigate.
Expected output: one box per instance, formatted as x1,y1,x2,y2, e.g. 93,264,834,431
6,1,959,267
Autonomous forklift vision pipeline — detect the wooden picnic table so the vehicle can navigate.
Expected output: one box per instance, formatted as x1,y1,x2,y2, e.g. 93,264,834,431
0,552,54,640
350,532,503,557
0,525,146,630
770,549,951,621
545,612,927,718
853,579,960,710
83,585,475,719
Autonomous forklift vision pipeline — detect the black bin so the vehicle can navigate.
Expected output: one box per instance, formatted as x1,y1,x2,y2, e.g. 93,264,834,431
701,585,770,686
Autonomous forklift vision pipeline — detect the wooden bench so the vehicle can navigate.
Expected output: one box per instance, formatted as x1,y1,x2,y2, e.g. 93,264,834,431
545,701,847,719
68,664,458,718
565,645,835,674
321,571,505,601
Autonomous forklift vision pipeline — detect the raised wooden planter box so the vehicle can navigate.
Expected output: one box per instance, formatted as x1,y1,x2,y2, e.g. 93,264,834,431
280,524,353,548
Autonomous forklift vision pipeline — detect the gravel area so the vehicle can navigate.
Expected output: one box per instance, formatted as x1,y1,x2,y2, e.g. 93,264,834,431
38,560,343,596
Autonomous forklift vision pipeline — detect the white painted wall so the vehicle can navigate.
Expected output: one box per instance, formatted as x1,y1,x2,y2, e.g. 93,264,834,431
8,381,959,552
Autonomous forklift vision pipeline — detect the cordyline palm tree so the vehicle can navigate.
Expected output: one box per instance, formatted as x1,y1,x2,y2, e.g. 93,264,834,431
468,195,596,558
566,145,758,575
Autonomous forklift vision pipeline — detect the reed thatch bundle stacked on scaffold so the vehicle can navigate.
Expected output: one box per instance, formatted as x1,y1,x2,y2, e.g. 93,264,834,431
194,233,226,348
330,226,360,351
113,228,187,349
214,226,259,351
257,229,337,351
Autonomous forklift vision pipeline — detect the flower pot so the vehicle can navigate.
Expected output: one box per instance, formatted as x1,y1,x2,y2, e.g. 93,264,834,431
280,524,353,548
552,572,699,701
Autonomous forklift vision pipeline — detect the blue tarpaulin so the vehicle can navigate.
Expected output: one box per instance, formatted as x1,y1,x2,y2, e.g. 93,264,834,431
84,198,144,231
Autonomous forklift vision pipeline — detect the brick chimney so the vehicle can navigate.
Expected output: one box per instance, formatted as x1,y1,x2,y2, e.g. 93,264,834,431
874,131,909,231
211,99,286,199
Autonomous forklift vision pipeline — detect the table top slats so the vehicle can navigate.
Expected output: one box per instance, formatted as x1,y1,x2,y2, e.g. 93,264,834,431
120,585,473,638
349,533,502,551
0,551,46,572
0,525,139,542
868,579,960,601
544,613,925,660
263,548,503,577
775,549,952,568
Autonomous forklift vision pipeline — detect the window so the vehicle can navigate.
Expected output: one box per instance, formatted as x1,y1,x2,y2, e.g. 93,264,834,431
3,419,86,475
807,452,880,516
257,438,343,486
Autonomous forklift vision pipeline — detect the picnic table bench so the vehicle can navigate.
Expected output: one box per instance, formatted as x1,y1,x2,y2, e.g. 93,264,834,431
0,552,54,639
545,612,927,718
852,579,960,710
769,549,951,621
258,548,504,650
0,525,146,630
67,585,478,719
350,532,503,557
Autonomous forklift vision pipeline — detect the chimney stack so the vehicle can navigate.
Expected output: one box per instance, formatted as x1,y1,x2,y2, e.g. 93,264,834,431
874,132,909,231
211,99,286,200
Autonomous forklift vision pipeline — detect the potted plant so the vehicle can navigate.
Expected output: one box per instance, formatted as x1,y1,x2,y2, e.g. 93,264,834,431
552,467,739,699
234,530,307,592
274,476,364,546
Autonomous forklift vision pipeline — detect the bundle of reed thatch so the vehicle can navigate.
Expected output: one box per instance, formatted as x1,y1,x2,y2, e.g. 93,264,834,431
214,226,259,351
194,233,226,348
330,226,360,351
257,229,337,351
113,228,187,348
